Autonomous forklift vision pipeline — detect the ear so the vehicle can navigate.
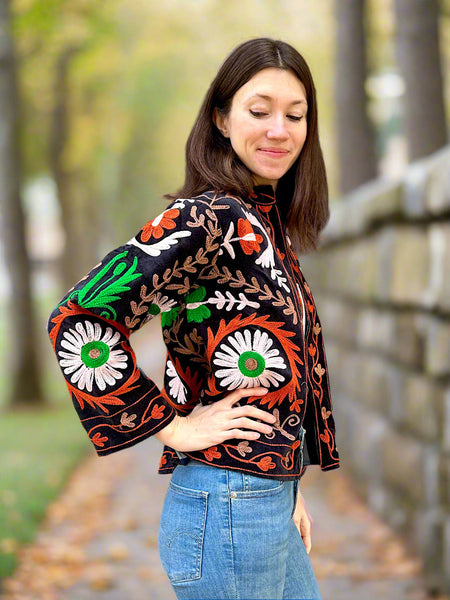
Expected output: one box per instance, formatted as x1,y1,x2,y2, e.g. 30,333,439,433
213,108,229,138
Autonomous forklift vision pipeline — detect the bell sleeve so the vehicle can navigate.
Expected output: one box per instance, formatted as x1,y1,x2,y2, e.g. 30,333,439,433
47,197,222,455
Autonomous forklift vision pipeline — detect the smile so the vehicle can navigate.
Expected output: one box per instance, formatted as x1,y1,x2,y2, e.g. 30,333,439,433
258,148,289,158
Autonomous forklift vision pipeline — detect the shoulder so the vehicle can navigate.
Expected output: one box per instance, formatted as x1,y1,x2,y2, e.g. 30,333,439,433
167,190,249,222
134,191,250,243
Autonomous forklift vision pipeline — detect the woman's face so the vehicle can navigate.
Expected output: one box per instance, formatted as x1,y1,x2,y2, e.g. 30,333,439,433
214,68,308,189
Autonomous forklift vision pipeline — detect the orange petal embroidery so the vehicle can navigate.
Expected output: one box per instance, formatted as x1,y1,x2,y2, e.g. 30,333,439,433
151,404,165,420
92,432,109,447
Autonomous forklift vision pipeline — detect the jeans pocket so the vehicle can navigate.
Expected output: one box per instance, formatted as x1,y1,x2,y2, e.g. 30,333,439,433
158,480,208,584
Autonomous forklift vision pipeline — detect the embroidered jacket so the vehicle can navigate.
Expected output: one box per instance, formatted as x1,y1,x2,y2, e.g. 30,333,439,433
48,186,339,480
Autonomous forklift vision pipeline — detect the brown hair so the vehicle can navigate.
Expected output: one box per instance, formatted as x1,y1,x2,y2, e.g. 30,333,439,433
166,37,329,253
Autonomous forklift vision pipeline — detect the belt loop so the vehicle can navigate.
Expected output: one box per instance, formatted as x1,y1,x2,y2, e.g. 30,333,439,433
175,450,190,465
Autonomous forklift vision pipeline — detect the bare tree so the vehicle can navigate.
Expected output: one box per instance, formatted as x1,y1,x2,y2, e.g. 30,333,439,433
393,0,447,161
0,0,44,407
334,0,378,194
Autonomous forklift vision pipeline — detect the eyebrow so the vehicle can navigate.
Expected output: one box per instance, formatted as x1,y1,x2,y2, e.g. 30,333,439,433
248,93,308,106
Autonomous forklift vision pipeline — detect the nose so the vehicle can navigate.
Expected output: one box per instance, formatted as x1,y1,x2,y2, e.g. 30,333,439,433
266,114,289,140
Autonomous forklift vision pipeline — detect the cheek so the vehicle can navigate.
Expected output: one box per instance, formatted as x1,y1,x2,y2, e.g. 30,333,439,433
229,124,259,156
294,126,308,154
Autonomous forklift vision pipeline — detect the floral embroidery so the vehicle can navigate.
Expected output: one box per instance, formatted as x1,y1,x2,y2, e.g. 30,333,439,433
120,412,137,428
221,218,264,258
48,189,338,476
128,230,191,257
148,292,177,316
237,218,263,254
322,406,331,420
92,432,109,447
162,307,180,327
237,441,252,457
166,359,187,404
204,446,221,461
257,456,276,471
245,211,290,292
62,251,142,320
206,290,260,312
151,404,165,419
58,321,128,392
213,329,287,390
315,363,325,377
141,208,180,241
186,286,211,323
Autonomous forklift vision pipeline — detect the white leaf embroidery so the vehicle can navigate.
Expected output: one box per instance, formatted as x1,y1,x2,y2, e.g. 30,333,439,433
166,359,187,404
127,231,191,257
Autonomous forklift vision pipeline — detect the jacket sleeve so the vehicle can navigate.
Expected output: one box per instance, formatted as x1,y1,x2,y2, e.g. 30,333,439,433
47,197,222,455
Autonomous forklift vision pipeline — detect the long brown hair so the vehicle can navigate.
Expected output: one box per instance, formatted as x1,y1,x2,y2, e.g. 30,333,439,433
166,37,329,253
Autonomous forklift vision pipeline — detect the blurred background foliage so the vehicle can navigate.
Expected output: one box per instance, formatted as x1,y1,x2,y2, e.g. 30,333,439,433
0,0,449,585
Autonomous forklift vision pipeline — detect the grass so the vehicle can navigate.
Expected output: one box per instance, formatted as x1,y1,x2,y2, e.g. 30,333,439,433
0,292,91,581
0,288,164,582
0,403,90,580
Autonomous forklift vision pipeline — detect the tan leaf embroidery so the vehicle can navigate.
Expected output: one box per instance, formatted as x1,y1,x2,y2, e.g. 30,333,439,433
321,406,331,420
120,412,137,428
313,323,321,336
315,364,325,377
130,301,148,316
237,441,252,457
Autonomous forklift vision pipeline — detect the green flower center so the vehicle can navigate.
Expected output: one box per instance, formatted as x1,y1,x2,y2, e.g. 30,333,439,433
81,341,110,368
148,303,161,315
238,351,265,377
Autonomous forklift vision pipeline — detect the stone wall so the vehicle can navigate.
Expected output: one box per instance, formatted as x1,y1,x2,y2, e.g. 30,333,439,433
302,146,450,593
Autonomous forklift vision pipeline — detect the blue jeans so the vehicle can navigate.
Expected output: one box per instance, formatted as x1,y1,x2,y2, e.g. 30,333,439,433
158,460,321,600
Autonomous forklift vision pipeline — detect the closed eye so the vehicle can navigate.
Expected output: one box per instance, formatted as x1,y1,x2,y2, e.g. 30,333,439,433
250,110,305,122
250,110,267,118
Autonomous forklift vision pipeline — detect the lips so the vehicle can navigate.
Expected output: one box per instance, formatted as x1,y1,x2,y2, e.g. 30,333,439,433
258,147,289,158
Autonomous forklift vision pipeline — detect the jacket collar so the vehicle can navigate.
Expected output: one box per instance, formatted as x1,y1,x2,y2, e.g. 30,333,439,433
248,185,277,206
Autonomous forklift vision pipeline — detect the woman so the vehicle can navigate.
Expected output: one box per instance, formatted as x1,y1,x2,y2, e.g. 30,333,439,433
48,38,339,600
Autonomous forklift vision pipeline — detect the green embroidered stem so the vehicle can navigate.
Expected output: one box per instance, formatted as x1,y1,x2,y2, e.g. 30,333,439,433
63,252,142,320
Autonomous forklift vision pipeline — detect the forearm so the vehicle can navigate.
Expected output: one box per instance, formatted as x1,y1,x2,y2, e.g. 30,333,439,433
154,414,184,450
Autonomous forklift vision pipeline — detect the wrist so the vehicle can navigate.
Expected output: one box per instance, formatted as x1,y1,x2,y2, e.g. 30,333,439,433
155,414,184,449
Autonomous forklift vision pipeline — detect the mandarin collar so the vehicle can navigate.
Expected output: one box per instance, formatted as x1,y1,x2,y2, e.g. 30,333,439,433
248,185,276,206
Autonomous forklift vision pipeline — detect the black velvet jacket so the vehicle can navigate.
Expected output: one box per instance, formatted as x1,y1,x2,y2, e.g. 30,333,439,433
48,186,339,479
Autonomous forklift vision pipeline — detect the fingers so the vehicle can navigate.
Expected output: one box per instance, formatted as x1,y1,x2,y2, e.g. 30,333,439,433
225,428,264,441
225,386,268,406
228,416,273,435
230,403,276,424
293,493,313,554
300,517,312,554
221,388,276,425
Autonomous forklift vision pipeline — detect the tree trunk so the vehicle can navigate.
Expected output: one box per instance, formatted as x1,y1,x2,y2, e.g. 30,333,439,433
394,0,447,161
49,46,87,292
334,0,378,194
0,0,44,407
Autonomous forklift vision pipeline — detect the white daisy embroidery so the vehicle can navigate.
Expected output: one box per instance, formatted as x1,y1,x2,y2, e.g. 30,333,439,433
166,359,187,404
213,329,287,389
58,321,128,392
